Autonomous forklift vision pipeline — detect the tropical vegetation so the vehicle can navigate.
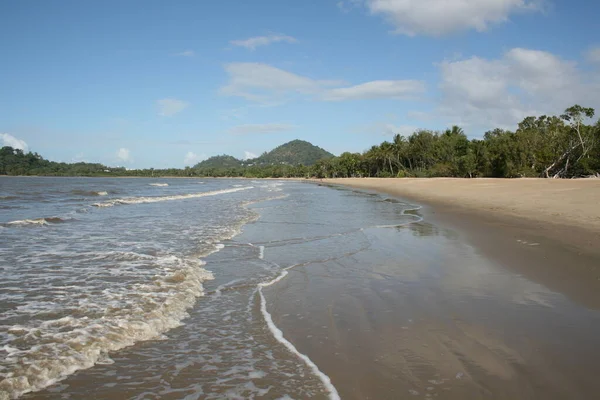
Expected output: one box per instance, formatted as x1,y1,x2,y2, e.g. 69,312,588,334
1,105,598,179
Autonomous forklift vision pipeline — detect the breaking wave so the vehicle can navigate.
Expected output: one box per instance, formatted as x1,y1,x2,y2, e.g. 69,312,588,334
92,187,254,208
0,254,215,399
70,190,109,197
3,217,70,227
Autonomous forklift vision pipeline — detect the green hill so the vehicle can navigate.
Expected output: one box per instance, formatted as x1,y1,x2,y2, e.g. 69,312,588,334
194,155,242,169
250,140,333,166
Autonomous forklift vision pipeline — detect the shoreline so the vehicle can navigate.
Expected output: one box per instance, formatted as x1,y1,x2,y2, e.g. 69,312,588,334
317,178,600,310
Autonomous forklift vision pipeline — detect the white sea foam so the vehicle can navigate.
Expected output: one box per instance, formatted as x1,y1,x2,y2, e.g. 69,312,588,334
258,269,340,400
93,187,253,208
258,246,265,260
0,255,214,399
149,183,169,187
4,217,69,227
96,191,108,196
6,218,49,226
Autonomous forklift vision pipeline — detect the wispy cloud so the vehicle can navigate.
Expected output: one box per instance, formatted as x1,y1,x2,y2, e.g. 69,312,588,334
322,80,425,101
174,50,195,57
351,122,419,136
228,123,296,135
219,62,342,103
586,47,600,64
71,153,88,163
116,148,132,163
183,151,205,166
220,62,423,103
1,133,29,152
157,98,189,117
243,151,258,160
230,34,298,50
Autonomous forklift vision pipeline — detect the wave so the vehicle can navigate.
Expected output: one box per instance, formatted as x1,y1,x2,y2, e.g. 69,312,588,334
92,186,253,208
258,264,340,400
0,254,214,399
71,190,109,197
3,217,70,227
149,183,169,187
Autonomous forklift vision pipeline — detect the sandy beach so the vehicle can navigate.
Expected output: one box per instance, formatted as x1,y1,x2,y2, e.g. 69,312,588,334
258,177,600,399
320,178,600,233
317,178,600,309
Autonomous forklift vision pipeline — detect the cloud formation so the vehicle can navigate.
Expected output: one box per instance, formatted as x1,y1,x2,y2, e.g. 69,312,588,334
157,98,189,117
1,133,29,152
586,47,600,64
228,123,296,135
174,50,195,57
437,47,597,130
184,151,204,166
243,151,258,160
230,34,298,50
361,0,542,36
220,62,423,103
323,80,425,101
116,148,132,163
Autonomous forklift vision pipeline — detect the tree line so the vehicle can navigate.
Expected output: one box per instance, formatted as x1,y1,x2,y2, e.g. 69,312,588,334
1,105,598,179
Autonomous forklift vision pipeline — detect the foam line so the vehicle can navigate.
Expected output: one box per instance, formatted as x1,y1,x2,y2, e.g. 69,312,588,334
93,186,253,207
258,270,340,400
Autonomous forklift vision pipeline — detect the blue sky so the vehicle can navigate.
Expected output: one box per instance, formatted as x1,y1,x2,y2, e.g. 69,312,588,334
1,0,599,168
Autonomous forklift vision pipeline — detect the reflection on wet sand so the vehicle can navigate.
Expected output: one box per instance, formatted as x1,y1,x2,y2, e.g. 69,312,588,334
267,213,600,399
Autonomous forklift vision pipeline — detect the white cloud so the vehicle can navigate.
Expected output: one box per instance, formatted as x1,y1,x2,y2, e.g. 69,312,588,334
382,123,420,136
323,80,425,101
174,50,195,57
184,151,205,166
220,62,339,102
1,133,29,152
230,34,298,50
437,48,598,130
243,151,258,160
228,123,296,135
71,153,88,163
352,122,418,136
116,148,132,163
586,47,600,64
363,0,542,36
220,62,423,103
157,98,189,117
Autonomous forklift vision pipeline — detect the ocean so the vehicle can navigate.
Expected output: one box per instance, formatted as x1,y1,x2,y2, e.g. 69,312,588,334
0,177,416,399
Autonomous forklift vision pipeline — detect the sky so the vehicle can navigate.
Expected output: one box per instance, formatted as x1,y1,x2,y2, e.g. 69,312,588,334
1,0,599,168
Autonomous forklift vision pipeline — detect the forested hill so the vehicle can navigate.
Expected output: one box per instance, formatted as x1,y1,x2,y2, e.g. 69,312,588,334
250,140,334,166
192,140,334,170
194,155,242,169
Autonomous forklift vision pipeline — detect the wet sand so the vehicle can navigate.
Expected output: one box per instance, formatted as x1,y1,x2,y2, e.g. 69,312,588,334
319,178,600,309
265,178,600,399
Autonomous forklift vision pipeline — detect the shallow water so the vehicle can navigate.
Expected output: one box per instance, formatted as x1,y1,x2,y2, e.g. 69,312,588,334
2,177,600,399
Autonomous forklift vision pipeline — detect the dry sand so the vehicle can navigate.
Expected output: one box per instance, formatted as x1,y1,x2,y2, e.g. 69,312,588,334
321,178,600,233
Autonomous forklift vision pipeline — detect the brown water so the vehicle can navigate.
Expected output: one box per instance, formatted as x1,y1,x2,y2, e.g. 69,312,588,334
2,178,600,399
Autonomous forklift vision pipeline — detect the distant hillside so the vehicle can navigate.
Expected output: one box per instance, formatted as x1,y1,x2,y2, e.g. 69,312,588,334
194,155,241,169
250,140,333,166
